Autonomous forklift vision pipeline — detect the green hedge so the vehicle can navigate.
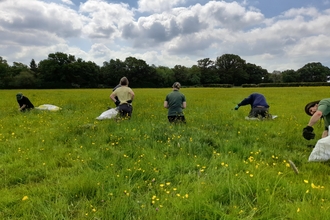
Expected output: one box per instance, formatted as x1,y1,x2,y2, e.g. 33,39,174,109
203,84,233,88
242,82,330,87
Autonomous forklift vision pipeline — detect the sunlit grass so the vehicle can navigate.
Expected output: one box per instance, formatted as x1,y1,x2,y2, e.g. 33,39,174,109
1,87,330,219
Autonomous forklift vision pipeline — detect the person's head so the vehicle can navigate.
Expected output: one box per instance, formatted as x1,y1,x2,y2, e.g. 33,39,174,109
120,77,129,86
172,82,181,90
305,100,320,116
16,93,23,101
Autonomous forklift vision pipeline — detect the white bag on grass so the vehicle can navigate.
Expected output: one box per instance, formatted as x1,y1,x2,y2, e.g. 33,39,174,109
35,104,61,111
96,108,118,120
308,135,330,162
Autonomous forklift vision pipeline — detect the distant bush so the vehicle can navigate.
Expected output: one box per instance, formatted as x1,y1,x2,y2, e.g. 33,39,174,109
203,84,233,88
245,82,330,87
241,84,258,88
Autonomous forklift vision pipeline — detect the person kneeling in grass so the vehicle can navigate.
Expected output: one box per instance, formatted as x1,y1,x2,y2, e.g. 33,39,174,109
16,93,34,112
164,82,186,123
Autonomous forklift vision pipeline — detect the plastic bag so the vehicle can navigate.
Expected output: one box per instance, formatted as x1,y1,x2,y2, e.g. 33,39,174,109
35,104,61,111
308,135,330,162
96,108,118,120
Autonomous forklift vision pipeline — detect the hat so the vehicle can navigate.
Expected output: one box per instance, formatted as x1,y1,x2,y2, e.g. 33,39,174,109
16,93,23,101
172,82,181,89
304,100,320,116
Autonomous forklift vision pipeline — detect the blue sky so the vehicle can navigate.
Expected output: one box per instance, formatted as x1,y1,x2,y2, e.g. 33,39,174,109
1,0,330,72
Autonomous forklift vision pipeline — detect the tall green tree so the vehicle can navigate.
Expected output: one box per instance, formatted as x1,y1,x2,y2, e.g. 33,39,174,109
215,54,248,85
197,58,219,84
100,59,127,87
154,66,175,87
0,56,10,88
172,65,189,84
9,71,38,89
297,62,330,82
282,69,299,83
123,57,158,87
29,59,39,77
269,71,282,83
66,60,100,88
245,63,268,84
186,65,201,86
38,52,76,86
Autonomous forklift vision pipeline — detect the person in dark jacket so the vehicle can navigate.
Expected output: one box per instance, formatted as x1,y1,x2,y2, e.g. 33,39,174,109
16,93,34,112
234,93,270,118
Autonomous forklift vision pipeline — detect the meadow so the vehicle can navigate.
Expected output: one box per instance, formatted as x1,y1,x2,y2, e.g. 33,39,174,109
1,87,330,220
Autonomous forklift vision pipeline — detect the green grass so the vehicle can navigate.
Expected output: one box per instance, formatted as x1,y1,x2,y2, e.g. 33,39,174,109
1,87,330,219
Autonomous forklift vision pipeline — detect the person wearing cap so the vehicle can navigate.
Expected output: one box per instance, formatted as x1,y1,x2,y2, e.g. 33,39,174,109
164,82,186,123
16,93,34,112
110,77,134,119
303,99,330,140
234,93,270,118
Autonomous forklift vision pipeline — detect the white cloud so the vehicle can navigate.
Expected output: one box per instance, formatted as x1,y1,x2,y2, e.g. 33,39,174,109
62,0,74,5
137,0,186,13
79,0,134,39
0,0,329,72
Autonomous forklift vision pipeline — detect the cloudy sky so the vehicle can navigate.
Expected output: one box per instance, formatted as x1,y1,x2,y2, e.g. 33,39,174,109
1,0,330,72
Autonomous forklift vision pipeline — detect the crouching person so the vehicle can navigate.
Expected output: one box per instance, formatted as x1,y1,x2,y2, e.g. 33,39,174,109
110,77,135,119
234,92,271,119
16,93,34,112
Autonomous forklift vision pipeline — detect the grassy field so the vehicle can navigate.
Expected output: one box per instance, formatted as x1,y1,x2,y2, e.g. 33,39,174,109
1,87,330,219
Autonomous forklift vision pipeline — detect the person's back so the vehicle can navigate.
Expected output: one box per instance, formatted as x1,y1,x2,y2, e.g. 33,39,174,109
239,93,269,108
110,77,134,118
166,91,185,116
250,93,269,108
164,82,186,123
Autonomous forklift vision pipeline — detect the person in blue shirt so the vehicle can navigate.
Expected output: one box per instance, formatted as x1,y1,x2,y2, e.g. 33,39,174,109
234,93,270,118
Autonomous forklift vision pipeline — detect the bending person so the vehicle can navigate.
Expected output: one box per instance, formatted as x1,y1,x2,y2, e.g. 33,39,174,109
303,99,330,140
234,93,270,118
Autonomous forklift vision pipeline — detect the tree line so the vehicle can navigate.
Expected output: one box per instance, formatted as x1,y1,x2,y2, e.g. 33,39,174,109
1,52,330,89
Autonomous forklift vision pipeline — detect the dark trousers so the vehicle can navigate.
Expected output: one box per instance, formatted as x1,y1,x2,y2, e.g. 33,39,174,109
168,116,186,123
118,104,133,118
249,107,270,118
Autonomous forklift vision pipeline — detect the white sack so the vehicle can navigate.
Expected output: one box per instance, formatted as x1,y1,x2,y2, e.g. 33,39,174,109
308,135,330,162
96,108,118,120
35,104,61,111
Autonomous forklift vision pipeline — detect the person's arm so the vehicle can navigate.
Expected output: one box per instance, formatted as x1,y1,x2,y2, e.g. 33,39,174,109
307,110,323,127
129,90,135,101
19,104,26,111
322,130,328,138
110,93,117,102
182,101,186,109
164,101,169,108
